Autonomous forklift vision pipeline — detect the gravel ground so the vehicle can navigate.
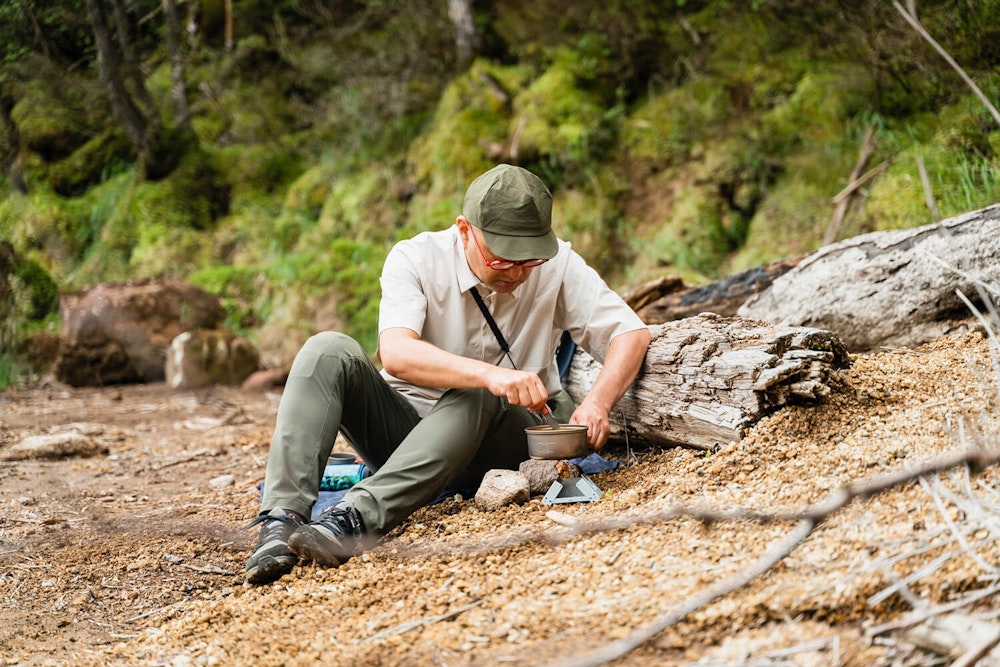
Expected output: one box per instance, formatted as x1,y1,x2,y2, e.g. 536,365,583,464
1,330,998,666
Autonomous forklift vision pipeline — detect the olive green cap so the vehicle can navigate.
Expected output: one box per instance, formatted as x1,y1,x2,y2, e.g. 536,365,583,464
462,164,557,261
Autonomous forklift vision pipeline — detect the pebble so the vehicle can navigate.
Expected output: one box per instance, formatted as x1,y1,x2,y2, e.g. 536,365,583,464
209,474,235,489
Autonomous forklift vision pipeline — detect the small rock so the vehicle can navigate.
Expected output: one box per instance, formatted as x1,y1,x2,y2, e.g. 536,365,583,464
209,474,235,489
1,432,108,462
474,470,530,511
518,459,580,495
241,368,288,392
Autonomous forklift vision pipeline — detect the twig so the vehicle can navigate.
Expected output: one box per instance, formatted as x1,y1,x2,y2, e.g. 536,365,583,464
950,630,1000,667
360,600,483,643
824,124,878,245
867,581,1000,637
916,155,940,222
174,563,234,576
536,447,998,667
831,160,889,205
547,519,815,667
920,476,998,574
893,1,1000,129
761,638,831,660
126,601,186,623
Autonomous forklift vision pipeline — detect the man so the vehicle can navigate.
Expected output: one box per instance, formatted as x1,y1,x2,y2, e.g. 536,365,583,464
245,163,651,585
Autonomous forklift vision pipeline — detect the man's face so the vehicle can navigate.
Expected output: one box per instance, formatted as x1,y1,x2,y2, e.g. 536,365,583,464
457,217,539,293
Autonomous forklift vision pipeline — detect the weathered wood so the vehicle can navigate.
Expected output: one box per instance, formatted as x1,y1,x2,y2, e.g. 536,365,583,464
738,204,1000,352
563,314,851,450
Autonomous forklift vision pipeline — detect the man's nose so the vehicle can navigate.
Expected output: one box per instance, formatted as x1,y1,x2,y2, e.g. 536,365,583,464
504,265,525,279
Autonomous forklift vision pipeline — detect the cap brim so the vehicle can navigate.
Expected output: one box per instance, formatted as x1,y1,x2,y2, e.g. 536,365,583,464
481,228,558,261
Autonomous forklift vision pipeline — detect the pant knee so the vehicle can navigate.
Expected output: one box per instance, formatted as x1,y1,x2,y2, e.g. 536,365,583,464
301,331,366,359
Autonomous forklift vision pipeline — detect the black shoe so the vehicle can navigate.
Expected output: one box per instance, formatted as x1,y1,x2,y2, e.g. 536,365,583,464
288,504,367,568
243,508,306,584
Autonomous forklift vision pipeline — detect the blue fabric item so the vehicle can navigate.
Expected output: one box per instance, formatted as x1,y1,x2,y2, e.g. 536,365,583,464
312,489,349,519
573,452,620,474
555,331,576,381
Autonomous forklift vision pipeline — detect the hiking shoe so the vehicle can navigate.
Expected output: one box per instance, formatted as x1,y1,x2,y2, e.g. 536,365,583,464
243,508,306,585
288,504,367,568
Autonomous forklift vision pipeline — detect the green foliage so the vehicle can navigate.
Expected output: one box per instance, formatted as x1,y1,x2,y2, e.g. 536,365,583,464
512,49,622,185
407,62,529,197
4,0,1000,385
325,239,383,352
48,128,133,197
189,264,265,336
623,76,730,166
552,166,630,279
0,240,59,390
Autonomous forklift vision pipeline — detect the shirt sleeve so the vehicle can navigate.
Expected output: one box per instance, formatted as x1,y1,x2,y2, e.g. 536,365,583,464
557,251,646,364
378,242,428,337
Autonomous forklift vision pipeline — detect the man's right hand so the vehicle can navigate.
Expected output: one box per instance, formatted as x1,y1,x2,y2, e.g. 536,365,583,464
485,367,549,413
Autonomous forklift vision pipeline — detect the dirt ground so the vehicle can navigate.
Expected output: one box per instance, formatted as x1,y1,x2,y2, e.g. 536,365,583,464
1,330,999,667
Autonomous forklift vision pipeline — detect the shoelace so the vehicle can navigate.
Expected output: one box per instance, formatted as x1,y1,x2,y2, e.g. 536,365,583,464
241,511,303,534
316,506,363,535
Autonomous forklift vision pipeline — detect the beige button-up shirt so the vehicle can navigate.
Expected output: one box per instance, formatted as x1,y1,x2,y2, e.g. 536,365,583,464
378,226,646,416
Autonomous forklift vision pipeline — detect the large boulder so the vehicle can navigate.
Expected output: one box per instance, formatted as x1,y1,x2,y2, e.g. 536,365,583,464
54,281,226,386
165,329,260,389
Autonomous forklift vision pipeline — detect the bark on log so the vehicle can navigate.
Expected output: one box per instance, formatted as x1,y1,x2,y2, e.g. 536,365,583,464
738,204,1000,352
563,314,851,451
624,257,803,324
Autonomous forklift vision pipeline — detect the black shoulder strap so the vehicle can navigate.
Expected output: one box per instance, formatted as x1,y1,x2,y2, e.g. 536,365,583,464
469,287,516,369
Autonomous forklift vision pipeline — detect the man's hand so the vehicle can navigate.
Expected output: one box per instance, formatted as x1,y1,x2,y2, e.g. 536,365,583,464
570,399,611,449
485,367,549,413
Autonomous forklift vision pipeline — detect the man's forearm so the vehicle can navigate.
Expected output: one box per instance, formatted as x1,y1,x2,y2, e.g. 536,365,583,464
581,327,651,414
381,333,493,389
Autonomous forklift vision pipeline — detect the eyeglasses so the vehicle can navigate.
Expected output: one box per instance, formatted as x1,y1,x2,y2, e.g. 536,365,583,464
470,231,547,271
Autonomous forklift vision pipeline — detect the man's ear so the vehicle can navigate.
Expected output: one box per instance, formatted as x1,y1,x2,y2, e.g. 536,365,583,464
456,216,471,241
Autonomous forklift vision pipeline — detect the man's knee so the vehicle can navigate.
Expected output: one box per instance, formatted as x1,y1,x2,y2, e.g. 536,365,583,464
301,331,366,359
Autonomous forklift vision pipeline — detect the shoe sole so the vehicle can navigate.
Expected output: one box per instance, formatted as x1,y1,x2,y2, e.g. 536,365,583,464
245,554,297,585
288,529,347,568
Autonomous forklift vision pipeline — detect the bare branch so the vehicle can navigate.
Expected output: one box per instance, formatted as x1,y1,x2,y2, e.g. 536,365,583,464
546,520,815,667
893,1,1000,129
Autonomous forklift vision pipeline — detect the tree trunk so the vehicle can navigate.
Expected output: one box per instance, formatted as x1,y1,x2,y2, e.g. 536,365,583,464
84,0,154,173
162,0,193,136
108,0,158,122
563,314,852,451
447,0,478,67
0,90,19,176
224,0,233,51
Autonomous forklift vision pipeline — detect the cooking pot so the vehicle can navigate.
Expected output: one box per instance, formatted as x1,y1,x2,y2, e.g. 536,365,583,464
525,424,590,460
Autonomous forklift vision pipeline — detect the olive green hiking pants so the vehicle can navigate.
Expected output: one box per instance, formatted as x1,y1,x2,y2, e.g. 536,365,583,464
260,332,573,534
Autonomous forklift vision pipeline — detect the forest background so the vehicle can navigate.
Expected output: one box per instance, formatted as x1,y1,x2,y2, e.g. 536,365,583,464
1,0,999,388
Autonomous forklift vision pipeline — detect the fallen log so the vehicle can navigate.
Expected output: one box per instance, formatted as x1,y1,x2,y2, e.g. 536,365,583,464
623,257,803,324
738,204,1000,352
563,314,851,450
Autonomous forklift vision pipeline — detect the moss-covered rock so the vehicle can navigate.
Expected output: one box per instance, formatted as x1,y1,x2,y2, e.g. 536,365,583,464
407,61,531,199
511,49,617,181
48,128,133,197
10,87,89,163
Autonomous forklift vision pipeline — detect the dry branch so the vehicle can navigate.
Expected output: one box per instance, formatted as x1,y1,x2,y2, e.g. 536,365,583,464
893,1,1000,129
824,124,878,245
540,447,1000,667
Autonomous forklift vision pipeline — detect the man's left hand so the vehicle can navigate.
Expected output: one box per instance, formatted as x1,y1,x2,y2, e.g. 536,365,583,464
569,400,611,450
